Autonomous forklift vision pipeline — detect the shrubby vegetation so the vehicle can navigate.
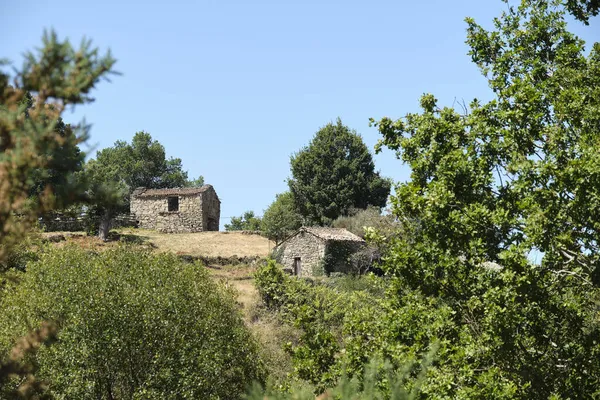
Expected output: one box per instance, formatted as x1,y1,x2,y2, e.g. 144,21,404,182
255,254,600,398
331,206,396,239
254,260,388,392
4,0,600,398
0,246,265,399
225,210,263,231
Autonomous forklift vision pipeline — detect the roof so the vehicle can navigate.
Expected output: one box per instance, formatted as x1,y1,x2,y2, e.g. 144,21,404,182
300,226,364,242
132,185,215,198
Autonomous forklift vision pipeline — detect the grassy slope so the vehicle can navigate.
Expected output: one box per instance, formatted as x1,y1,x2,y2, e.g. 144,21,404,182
43,229,274,257
119,229,274,257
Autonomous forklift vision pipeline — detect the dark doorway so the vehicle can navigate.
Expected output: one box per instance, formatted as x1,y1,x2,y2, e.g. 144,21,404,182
207,217,218,231
293,257,302,276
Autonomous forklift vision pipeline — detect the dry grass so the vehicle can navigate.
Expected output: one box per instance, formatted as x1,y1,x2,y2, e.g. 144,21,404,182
209,264,259,317
208,264,296,383
118,229,274,258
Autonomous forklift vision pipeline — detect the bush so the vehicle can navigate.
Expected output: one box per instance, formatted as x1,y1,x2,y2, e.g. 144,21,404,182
331,206,397,239
0,246,265,399
254,261,388,392
0,232,46,273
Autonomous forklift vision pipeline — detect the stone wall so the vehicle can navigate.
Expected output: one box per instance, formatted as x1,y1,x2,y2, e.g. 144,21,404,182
39,213,138,232
275,231,326,277
131,194,204,233
201,187,220,231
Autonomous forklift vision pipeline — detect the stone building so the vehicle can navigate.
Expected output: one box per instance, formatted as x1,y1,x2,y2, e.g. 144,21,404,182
130,185,220,233
273,227,365,277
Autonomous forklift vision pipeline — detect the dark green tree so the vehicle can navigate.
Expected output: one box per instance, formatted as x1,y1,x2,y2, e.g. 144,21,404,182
28,116,85,205
15,91,86,207
289,119,391,225
261,191,302,244
225,210,262,231
95,131,189,190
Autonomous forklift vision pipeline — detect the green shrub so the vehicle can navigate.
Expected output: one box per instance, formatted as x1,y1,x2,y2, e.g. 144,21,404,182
0,232,46,273
246,350,436,400
254,259,289,309
254,261,388,392
0,246,265,399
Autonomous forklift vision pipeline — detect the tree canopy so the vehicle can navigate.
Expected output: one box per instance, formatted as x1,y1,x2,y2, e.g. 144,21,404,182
90,131,190,191
0,247,265,399
289,119,391,226
0,30,116,255
261,191,302,244
225,210,262,231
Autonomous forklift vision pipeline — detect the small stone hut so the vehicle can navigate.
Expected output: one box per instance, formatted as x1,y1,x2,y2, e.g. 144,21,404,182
130,185,220,233
273,227,365,277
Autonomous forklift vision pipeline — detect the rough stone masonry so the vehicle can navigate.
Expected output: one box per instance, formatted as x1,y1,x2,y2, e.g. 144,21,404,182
130,185,220,233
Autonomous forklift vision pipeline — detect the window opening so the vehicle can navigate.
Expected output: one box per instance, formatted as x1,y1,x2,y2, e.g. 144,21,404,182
168,196,179,212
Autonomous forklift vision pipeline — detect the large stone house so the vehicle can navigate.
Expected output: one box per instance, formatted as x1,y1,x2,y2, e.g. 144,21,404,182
273,227,365,277
130,185,220,233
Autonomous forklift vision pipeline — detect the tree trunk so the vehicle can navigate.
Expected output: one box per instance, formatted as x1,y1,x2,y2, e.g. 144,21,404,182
98,213,112,241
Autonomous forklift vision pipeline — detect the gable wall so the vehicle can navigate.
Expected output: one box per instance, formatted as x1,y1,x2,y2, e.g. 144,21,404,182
276,231,326,276
200,187,220,231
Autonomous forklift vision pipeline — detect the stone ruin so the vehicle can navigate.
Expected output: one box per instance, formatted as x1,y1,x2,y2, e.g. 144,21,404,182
273,226,365,276
130,185,220,233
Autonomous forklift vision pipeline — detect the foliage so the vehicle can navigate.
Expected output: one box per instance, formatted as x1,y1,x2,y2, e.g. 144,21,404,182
0,322,58,399
361,0,600,397
254,261,388,392
321,241,365,275
0,246,265,399
0,232,46,273
0,29,116,260
0,30,116,394
247,350,434,400
226,210,263,231
564,0,600,23
90,131,189,190
254,259,289,309
331,206,397,239
25,107,86,208
289,118,391,226
262,192,303,244
254,4,600,395
184,175,205,187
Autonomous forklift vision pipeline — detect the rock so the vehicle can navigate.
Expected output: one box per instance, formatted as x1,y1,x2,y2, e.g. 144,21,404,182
46,234,66,243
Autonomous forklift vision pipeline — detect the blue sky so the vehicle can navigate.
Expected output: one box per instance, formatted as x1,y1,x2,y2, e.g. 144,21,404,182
2,1,598,226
